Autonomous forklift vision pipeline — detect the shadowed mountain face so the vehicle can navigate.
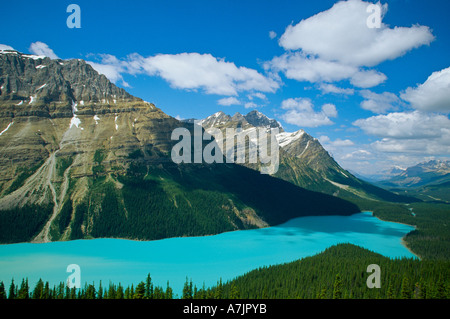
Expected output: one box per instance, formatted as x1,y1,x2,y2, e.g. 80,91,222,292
198,110,419,204
0,50,361,244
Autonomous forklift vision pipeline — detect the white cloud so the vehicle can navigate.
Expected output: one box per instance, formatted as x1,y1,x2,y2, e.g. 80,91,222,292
280,98,337,127
29,41,59,59
349,69,387,88
268,0,433,89
319,83,354,95
244,101,259,109
248,92,267,100
322,103,338,118
341,149,371,160
218,97,241,106
320,135,354,147
88,52,279,96
359,90,402,113
353,111,450,155
278,0,434,67
269,31,277,39
266,51,387,88
400,66,450,112
353,111,449,139
0,44,14,51
87,61,128,86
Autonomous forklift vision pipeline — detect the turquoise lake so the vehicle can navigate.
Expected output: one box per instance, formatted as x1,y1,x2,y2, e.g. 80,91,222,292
0,212,416,296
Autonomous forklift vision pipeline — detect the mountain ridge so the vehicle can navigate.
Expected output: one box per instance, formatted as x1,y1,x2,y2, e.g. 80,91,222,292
197,110,418,204
0,50,361,244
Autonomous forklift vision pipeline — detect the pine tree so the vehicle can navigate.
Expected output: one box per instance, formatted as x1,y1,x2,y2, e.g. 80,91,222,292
17,278,29,299
145,273,153,299
98,281,103,299
182,277,193,299
165,281,173,299
134,282,146,299
333,274,342,299
230,282,240,299
43,281,50,299
0,281,6,299
116,284,124,299
8,280,15,299
214,278,223,299
400,276,411,299
32,279,44,299
386,283,394,299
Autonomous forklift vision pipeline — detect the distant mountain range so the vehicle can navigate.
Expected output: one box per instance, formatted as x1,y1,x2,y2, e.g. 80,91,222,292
0,49,365,244
375,160,450,202
378,160,450,188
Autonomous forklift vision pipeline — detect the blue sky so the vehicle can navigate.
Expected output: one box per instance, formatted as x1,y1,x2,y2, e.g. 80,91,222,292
1,0,449,176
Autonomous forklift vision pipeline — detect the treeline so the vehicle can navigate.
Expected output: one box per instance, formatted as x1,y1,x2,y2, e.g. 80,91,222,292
0,204,53,243
210,244,450,299
1,244,449,300
0,274,173,300
369,202,450,261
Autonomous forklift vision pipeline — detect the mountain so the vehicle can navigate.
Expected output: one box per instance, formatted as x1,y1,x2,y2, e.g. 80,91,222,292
378,160,450,188
376,160,450,202
199,110,417,204
0,50,360,244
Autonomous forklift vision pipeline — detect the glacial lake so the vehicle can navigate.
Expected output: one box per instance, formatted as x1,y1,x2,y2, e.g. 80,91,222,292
0,212,416,296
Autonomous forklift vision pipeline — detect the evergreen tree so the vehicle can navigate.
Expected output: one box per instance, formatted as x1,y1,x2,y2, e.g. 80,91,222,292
165,281,173,299
333,274,342,299
116,284,124,299
43,281,50,299
17,278,29,299
400,276,411,299
230,282,240,299
214,278,223,299
107,283,116,299
98,281,103,299
9,279,16,299
32,279,44,299
134,282,146,299
414,281,424,299
0,281,6,299
145,273,153,299
182,277,193,299
386,283,394,299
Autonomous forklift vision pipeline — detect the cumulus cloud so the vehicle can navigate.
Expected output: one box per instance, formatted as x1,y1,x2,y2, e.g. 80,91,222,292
280,98,337,127
359,90,402,113
278,0,434,67
217,97,241,106
29,41,59,59
353,111,450,155
319,83,354,95
320,135,354,147
400,66,450,112
267,0,434,88
269,31,277,39
88,52,279,96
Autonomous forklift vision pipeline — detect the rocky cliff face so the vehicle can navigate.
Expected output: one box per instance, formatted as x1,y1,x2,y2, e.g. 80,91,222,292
199,110,416,203
0,50,361,244
0,50,181,242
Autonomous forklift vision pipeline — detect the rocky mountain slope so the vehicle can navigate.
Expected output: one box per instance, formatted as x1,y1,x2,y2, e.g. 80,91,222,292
0,50,360,244
376,160,450,202
198,110,417,203
378,160,450,188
